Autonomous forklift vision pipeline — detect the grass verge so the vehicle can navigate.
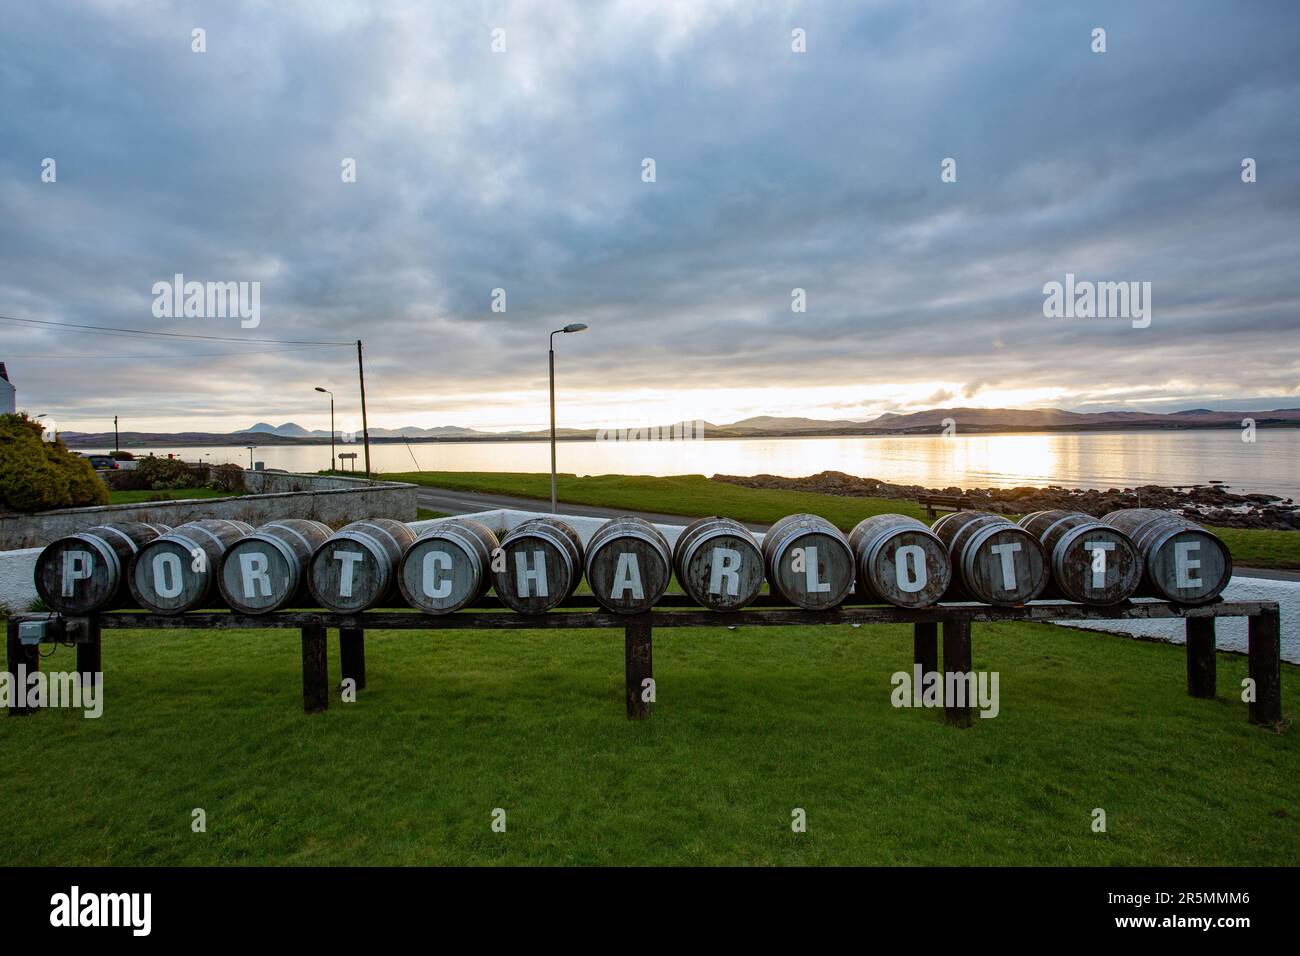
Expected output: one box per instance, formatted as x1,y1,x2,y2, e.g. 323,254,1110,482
385,471,1300,569
1,621,1295,865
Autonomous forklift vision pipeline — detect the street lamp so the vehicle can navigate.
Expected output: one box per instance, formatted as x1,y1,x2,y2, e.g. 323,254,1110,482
315,387,335,473
549,323,588,513
246,445,256,470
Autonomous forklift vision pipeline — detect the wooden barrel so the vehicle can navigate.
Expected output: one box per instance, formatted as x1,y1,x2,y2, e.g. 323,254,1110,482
217,519,334,614
1100,508,1232,604
491,516,584,615
1017,510,1142,605
35,522,173,614
761,513,854,610
128,519,254,614
673,516,764,611
931,511,1048,606
398,517,500,614
307,518,416,612
584,517,673,614
847,514,951,608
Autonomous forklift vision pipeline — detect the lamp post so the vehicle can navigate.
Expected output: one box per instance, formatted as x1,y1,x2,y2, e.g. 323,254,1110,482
315,387,335,473
246,445,256,470
548,323,588,513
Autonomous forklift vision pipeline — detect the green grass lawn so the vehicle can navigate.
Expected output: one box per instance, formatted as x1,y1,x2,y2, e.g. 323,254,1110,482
108,487,232,505
2,620,1295,866
385,471,1300,569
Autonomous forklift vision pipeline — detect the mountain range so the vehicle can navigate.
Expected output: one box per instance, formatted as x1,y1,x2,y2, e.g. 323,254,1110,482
57,406,1300,447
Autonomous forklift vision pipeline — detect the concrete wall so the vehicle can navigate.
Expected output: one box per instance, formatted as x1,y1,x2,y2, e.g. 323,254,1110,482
0,471,417,551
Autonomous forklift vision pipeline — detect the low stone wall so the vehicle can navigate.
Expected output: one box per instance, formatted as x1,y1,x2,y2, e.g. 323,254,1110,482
0,471,416,551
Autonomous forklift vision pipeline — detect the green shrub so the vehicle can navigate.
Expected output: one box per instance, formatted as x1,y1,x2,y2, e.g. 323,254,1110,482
0,413,109,512
134,455,194,490
208,463,245,494
109,450,134,460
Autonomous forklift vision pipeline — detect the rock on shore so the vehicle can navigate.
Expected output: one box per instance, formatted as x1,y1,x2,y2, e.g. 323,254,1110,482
712,471,1300,531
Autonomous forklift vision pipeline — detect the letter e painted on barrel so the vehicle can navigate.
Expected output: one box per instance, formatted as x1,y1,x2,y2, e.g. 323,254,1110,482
1174,540,1201,589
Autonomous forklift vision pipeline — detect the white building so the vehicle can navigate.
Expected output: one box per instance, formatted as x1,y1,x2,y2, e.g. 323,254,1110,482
0,363,14,414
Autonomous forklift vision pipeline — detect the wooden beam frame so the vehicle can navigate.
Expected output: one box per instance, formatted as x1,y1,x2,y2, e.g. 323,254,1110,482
8,599,1283,729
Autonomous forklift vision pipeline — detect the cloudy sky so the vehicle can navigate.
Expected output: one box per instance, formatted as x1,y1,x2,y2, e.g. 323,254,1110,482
2,0,1298,435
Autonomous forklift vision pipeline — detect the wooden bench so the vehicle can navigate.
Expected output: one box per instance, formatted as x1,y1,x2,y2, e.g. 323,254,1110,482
918,494,974,519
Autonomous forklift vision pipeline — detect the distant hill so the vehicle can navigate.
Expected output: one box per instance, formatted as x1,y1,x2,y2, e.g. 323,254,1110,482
56,406,1300,448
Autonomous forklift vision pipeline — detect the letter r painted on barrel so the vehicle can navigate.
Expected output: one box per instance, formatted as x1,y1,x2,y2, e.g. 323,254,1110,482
239,551,271,598
62,550,94,597
709,547,742,596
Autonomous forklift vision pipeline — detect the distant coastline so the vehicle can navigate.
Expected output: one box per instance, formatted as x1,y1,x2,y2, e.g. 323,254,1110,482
62,421,1300,449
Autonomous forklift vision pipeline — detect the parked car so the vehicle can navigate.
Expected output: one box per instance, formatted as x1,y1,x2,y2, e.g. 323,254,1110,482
81,454,119,471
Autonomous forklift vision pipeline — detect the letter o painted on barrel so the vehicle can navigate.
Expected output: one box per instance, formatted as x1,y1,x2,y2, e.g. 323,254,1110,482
848,514,951,608
128,519,254,614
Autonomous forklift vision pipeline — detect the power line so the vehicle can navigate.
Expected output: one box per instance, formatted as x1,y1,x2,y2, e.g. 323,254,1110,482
0,313,355,347
4,345,348,360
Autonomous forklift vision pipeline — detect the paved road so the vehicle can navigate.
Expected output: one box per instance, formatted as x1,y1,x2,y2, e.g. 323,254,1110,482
415,486,1299,581
414,487,774,531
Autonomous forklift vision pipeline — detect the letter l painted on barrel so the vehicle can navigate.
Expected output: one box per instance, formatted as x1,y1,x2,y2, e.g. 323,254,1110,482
800,546,830,593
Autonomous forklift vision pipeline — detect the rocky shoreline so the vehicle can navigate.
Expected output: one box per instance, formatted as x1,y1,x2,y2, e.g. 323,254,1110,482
712,471,1300,531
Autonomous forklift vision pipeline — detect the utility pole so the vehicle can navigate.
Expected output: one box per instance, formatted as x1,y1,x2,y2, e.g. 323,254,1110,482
356,339,371,478
113,415,119,453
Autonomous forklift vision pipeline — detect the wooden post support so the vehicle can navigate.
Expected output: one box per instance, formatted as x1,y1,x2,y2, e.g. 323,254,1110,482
1184,617,1216,699
624,614,653,720
1248,609,1282,728
301,621,329,714
339,627,366,691
913,622,938,684
75,616,102,697
6,618,39,717
942,619,973,728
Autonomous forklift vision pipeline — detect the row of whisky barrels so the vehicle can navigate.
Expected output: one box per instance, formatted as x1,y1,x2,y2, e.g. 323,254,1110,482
34,508,1233,617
